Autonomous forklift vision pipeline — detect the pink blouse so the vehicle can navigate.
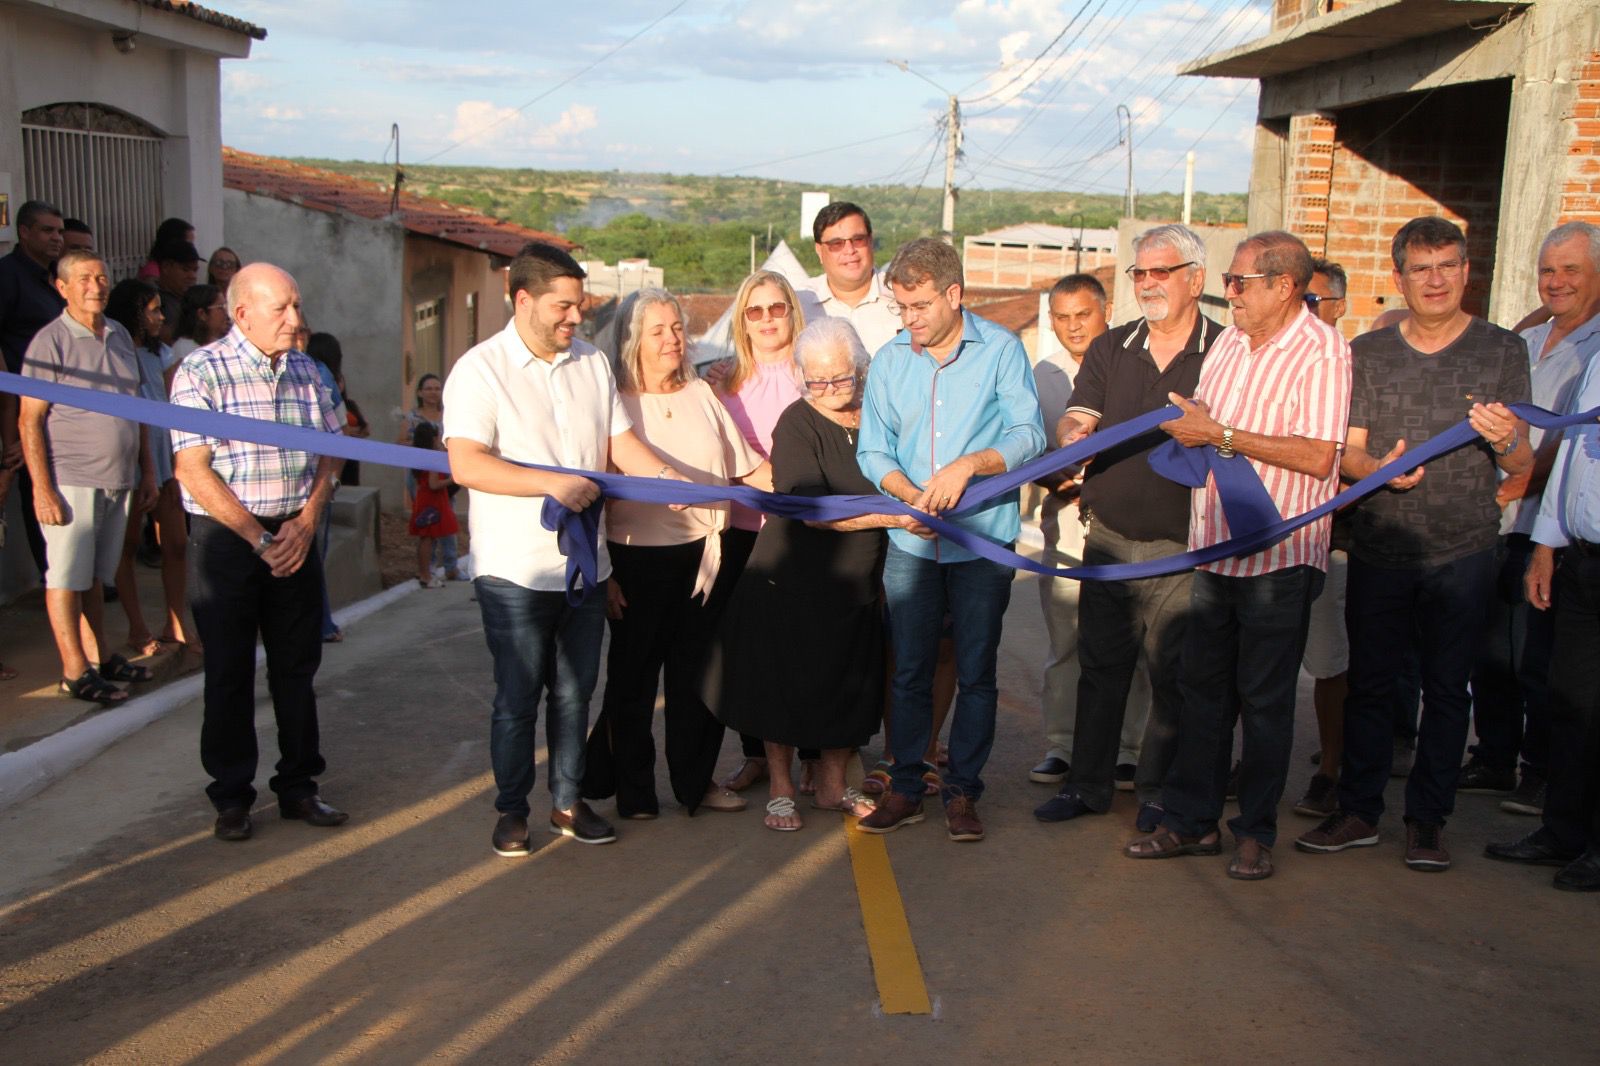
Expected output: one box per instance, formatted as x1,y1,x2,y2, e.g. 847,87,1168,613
718,359,803,531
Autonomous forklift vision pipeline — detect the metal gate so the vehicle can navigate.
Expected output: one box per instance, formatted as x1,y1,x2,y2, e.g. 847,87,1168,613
21,122,163,280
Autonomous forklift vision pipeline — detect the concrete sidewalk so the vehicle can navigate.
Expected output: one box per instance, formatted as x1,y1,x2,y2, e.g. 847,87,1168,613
0,547,1596,1063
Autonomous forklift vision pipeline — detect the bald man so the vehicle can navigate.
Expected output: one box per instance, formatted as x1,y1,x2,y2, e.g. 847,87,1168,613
171,264,348,842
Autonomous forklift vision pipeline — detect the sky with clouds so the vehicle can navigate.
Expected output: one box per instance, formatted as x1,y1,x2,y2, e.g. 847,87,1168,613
220,0,1268,196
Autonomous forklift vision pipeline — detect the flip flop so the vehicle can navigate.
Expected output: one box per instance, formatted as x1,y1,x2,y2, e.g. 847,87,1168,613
764,796,802,832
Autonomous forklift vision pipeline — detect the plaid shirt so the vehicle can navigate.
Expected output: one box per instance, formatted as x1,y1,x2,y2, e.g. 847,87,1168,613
169,327,340,517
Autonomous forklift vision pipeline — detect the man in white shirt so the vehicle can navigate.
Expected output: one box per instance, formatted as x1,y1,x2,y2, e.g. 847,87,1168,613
797,203,904,357
444,242,689,858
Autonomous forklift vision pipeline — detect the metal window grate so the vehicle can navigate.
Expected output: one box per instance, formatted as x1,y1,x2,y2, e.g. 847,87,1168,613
21,124,164,280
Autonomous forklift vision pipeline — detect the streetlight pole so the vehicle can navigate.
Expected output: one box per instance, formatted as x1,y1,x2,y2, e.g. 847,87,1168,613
1116,103,1135,220
1069,211,1084,272
890,59,962,244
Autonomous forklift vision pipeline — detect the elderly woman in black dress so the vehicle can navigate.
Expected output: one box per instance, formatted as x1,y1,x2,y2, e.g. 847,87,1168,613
704,318,931,830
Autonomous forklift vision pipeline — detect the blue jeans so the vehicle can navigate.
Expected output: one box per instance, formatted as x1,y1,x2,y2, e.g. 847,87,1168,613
882,543,1015,803
1161,566,1321,847
1339,548,1497,827
474,575,607,815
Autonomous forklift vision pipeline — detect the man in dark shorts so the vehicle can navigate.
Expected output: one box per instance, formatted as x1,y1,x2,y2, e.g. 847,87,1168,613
1296,216,1532,871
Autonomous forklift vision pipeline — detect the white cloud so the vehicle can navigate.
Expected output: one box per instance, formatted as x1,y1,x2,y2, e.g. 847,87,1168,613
259,105,303,121
446,102,599,151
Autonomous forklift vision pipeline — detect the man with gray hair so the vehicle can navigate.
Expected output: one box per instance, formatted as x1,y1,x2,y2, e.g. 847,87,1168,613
1127,230,1351,880
1034,224,1221,832
855,237,1045,841
1472,221,1600,822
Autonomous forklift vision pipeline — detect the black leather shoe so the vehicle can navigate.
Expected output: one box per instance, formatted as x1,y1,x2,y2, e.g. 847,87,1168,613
214,807,253,841
1554,850,1600,892
550,800,616,844
1484,829,1579,867
492,813,530,857
279,795,349,827
1034,789,1097,823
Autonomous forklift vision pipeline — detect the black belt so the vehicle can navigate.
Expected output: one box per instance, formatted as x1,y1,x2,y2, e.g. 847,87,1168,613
1569,539,1600,558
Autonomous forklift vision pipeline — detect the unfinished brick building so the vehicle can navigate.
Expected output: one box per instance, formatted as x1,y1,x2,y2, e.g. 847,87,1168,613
1184,0,1600,335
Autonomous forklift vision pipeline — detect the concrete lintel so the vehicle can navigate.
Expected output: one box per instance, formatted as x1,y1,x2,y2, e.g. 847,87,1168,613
7,0,258,58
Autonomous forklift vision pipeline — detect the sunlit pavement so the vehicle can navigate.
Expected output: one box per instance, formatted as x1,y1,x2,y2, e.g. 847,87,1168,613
0,566,1596,1064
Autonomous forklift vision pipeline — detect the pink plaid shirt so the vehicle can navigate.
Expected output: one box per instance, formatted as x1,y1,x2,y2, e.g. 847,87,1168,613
1188,307,1352,577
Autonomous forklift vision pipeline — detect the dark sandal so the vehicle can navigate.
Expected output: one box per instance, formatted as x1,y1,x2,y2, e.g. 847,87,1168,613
99,654,154,683
1228,840,1274,881
1124,827,1223,859
0,662,18,681
60,667,128,705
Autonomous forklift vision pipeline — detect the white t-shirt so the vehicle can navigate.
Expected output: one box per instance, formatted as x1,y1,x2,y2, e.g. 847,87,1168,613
443,323,631,591
796,271,904,358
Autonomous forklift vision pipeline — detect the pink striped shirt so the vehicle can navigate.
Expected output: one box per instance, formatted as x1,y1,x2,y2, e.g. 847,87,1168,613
1188,306,1352,577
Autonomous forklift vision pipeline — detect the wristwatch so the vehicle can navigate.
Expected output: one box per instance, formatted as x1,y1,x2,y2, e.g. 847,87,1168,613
255,530,275,555
1492,436,1520,457
1217,425,1237,459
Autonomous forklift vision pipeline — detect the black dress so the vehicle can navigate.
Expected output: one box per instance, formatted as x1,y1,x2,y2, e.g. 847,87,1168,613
704,401,885,749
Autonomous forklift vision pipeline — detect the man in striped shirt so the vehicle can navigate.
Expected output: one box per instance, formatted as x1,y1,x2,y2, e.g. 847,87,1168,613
170,263,348,843
1125,231,1351,881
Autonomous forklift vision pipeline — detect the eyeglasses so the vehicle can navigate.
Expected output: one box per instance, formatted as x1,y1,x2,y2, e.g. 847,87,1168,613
893,298,941,319
803,373,857,394
1221,272,1275,292
743,301,790,322
1125,261,1194,282
819,234,871,253
1404,258,1465,281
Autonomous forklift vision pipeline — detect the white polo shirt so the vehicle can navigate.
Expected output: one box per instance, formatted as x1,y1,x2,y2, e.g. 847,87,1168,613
796,271,905,358
443,323,631,591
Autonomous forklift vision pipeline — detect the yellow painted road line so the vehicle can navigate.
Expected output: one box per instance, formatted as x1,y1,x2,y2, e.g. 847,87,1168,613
843,815,932,1015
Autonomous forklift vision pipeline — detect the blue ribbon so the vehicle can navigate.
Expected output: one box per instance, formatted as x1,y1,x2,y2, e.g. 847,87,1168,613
4,370,1594,602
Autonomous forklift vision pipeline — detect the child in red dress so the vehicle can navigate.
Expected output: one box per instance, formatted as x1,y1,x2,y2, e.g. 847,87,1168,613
408,422,459,588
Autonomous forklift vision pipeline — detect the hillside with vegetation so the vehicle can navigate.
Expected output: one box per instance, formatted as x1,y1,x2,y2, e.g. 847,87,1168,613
297,159,1247,291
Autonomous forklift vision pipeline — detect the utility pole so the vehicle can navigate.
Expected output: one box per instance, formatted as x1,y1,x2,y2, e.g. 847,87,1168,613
941,93,961,245
1116,103,1135,220
1069,211,1084,273
1183,151,1195,225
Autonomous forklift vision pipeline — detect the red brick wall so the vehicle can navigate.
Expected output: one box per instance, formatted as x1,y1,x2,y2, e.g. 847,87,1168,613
1561,50,1600,223
1320,81,1511,336
1272,0,1307,32
1284,113,1336,255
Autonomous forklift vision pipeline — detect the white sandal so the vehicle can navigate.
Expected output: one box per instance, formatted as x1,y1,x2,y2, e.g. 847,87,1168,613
764,795,801,832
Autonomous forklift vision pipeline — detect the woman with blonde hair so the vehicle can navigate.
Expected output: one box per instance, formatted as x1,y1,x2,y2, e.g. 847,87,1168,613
582,288,773,819
707,270,821,796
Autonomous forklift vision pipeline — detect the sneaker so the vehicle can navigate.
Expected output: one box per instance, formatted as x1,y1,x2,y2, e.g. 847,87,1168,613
1457,759,1516,794
945,795,985,842
1034,789,1096,823
855,791,925,834
1029,756,1069,784
1292,773,1338,818
1224,760,1241,801
1500,772,1546,815
1295,810,1380,853
549,800,617,845
1114,763,1136,791
492,813,530,857
1391,737,1414,777
1404,819,1451,871
1135,801,1165,834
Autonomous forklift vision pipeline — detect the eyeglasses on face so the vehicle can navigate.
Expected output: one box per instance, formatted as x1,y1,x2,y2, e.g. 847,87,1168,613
1404,258,1465,281
743,301,790,322
1126,261,1194,282
819,234,871,252
803,373,857,394
1221,271,1276,292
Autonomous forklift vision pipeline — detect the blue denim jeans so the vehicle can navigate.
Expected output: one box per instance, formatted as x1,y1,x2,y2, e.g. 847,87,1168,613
1161,565,1321,847
882,543,1015,803
474,575,607,815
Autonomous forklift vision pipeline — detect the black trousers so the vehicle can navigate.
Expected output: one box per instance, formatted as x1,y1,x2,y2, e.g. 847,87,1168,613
188,514,326,811
584,538,728,815
1543,550,1600,855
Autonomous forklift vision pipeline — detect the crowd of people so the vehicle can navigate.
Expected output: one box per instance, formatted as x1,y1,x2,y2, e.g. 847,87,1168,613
2,192,1598,895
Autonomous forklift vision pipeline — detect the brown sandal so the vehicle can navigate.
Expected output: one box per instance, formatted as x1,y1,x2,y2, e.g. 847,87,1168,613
720,758,768,793
1124,826,1222,859
1227,839,1274,880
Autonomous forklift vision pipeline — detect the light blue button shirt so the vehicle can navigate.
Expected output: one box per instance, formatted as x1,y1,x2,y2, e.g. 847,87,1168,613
1506,311,1600,535
857,308,1045,561
1531,311,1600,547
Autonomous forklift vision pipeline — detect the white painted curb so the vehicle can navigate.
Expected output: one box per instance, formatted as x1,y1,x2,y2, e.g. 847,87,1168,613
0,578,421,813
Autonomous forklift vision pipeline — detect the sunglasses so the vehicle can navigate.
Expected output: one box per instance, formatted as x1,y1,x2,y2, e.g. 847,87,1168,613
743,301,790,322
803,373,856,394
819,234,871,252
1303,293,1338,309
1221,271,1275,291
1125,261,1194,282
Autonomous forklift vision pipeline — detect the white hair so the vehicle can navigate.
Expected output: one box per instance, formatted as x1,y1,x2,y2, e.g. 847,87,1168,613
1132,223,1207,270
1541,221,1600,272
793,317,869,377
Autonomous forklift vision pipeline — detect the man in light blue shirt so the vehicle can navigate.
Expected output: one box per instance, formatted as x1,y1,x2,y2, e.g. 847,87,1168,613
855,237,1045,841
1487,222,1600,890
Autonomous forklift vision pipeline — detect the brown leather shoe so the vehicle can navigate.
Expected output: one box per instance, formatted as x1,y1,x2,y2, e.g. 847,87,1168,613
945,795,984,842
855,791,924,834
279,795,348,827
214,807,253,841
550,800,616,845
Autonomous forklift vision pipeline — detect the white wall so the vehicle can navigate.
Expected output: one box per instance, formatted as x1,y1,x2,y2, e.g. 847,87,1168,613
224,191,408,513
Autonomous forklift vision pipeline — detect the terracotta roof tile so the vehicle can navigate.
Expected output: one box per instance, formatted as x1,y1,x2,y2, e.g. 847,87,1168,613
968,292,1041,335
133,0,267,40
221,148,576,258
678,293,735,337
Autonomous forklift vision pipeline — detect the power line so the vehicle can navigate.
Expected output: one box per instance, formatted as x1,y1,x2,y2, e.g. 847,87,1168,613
724,125,927,175
958,0,1098,104
414,0,689,164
